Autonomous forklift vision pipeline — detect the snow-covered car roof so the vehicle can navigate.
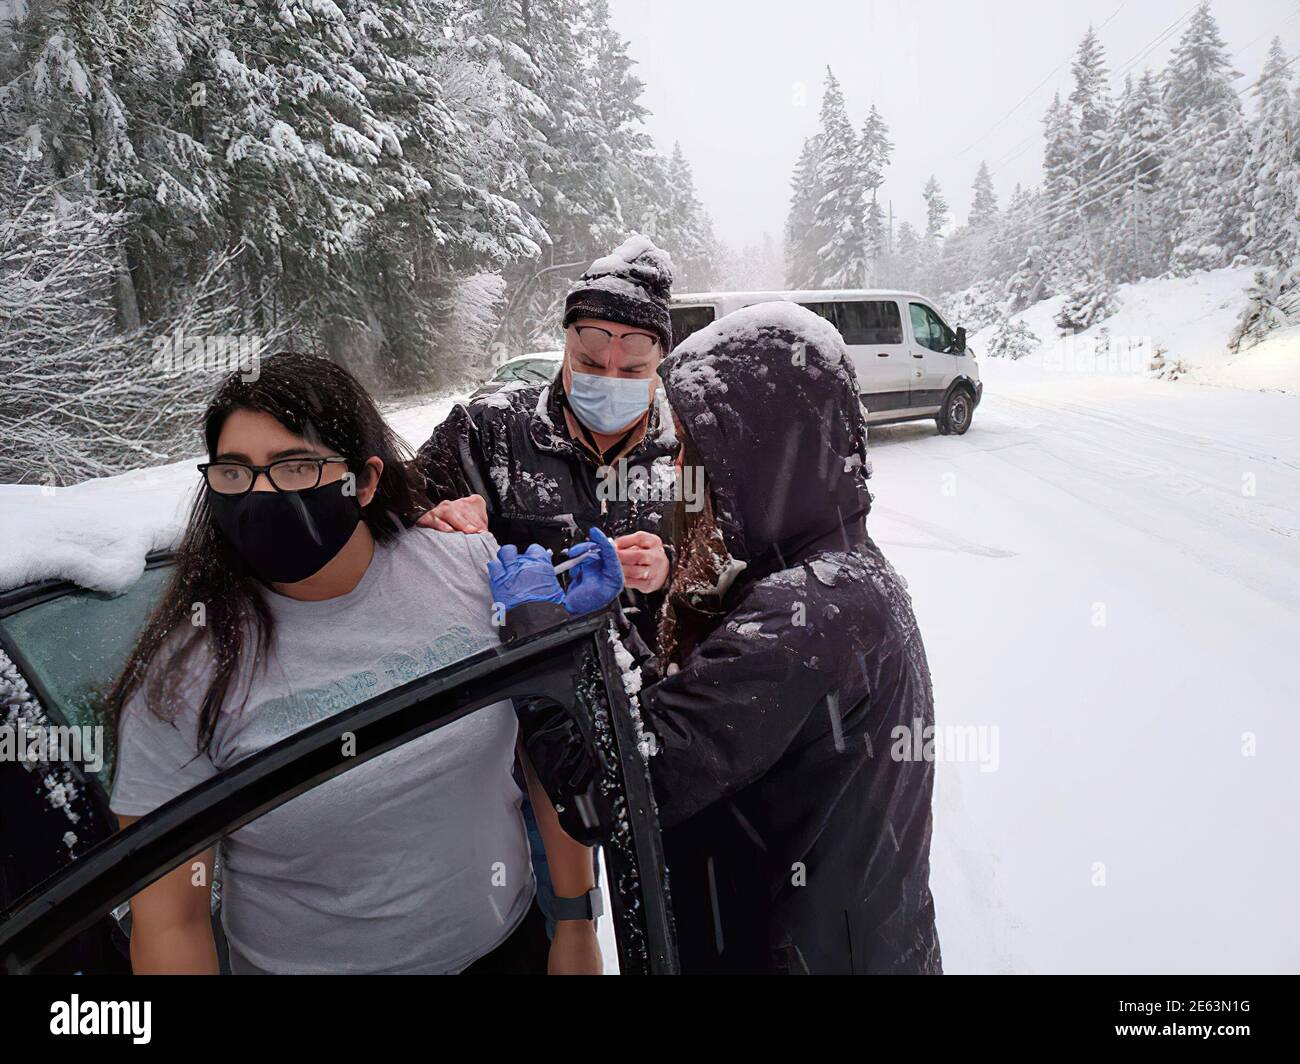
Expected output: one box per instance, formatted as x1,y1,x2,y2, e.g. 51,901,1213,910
497,350,562,368
0,462,195,596
672,288,932,305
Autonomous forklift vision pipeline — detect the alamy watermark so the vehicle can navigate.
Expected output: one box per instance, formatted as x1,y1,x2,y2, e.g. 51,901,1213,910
151,326,262,381
50,996,150,1044
1,722,104,774
890,718,1000,773
596,458,706,513
1043,333,1154,375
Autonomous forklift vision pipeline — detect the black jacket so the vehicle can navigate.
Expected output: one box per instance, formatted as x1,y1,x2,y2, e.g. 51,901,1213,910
508,307,942,974
416,376,681,646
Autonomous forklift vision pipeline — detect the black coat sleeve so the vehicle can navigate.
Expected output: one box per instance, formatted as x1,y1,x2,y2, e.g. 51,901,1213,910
415,403,492,507
638,593,836,828
498,600,613,844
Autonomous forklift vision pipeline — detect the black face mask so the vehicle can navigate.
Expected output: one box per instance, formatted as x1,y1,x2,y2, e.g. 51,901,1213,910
208,480,363,584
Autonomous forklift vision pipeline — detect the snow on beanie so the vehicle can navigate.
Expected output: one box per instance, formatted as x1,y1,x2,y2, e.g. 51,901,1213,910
562,235,675,352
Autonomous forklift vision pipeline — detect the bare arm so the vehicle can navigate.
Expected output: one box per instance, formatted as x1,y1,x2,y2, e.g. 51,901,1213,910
117,815,219,975
518,743,602,975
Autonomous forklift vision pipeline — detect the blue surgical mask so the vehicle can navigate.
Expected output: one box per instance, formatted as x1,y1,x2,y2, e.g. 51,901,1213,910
566,367,653,434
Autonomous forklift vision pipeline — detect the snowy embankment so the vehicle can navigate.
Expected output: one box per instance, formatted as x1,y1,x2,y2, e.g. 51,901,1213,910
970,265,1300,395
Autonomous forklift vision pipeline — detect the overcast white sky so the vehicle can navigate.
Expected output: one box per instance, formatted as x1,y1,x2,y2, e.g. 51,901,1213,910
607,0,1300,250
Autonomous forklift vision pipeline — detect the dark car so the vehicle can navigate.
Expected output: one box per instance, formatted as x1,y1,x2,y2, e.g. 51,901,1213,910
0,557,676,974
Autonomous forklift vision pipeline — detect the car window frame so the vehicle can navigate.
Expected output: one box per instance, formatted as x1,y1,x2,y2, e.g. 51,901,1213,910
0,607,678,975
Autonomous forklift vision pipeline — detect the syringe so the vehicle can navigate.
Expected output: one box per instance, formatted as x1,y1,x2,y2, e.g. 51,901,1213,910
551,551,597,576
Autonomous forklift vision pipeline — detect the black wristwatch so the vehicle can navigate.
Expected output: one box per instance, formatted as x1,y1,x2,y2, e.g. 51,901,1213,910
551,888,604,922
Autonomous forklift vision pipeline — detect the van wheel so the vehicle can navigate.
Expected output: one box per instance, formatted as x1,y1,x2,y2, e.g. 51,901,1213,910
938,388,973,436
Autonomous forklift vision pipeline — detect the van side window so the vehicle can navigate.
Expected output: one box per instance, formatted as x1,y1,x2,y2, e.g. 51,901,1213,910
796,302,838,329
838,301,903,345
670,305,716,347
909,303,956,354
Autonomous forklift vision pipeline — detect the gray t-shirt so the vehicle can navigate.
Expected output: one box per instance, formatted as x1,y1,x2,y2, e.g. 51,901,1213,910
110,528,534,974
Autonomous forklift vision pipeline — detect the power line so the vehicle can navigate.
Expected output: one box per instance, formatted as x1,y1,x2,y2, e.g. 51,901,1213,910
955,2,1128,161
993,50,1300,240
987,2,1199,175
977,1,1294,217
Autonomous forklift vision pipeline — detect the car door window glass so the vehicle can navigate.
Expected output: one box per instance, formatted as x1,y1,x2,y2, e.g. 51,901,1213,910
0,567,172,786
910,303,954,354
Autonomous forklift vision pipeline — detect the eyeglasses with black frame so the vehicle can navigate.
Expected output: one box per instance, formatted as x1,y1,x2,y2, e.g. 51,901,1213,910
198,456,351,496
572,325,659,360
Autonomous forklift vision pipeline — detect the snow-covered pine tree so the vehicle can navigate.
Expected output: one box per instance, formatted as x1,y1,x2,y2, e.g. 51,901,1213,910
923,174,948,241
659,142,721,291
934,162,1002,298
968,161,999,229
1041,90,1081,294
812,68,868,287
1004,240,1048,313
1068,25,1113,214
1230,264,1300,351
785,135,826,287
1055,264,1118,334
993,184,1049,309
986,317,1040,360
1242,38,1297,269
989,183,1026,277
1161,0,1245,275
441,272,508,381
887,221,925,291
1102,70,1171,282
859,103,893,284
493,0,675,353
918,174,948,291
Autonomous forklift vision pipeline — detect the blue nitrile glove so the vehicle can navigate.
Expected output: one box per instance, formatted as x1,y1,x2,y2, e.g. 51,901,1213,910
488,543,564,611
561,527,625,615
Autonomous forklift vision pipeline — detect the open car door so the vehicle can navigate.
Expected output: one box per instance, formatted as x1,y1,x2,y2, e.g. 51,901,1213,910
0,609,678,975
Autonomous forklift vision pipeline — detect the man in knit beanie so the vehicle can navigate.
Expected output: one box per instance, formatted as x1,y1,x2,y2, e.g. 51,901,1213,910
415,235,681,959
418,233,679,598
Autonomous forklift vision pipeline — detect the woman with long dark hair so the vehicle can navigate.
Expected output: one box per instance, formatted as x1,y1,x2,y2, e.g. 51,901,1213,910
107,352,601,975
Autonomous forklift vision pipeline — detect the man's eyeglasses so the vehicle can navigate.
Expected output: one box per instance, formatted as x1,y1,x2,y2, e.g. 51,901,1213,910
198,457,350,496
572,325,659,360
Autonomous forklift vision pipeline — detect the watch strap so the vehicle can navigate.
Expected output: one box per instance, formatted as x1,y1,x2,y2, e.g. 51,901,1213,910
551,887,604,922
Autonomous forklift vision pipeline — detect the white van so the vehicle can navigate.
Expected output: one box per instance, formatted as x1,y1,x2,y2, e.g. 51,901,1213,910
669,290,982,435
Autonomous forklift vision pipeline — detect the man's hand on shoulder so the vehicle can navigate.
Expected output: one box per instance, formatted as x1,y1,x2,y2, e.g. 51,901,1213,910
417,493,489,533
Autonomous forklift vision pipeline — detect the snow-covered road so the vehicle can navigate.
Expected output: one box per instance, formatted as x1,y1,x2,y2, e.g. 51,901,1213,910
869,362,1299,973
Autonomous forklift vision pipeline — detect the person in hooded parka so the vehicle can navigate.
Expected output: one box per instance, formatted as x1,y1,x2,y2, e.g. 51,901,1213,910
495,301,943,975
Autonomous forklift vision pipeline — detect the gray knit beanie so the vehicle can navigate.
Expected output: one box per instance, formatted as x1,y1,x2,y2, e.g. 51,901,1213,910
562,235,675,352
